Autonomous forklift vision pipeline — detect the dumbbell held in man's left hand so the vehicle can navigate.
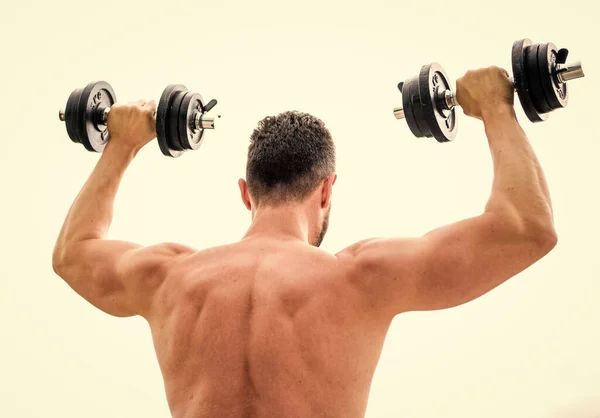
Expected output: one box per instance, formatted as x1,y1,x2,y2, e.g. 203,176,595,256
393,38,585,143
58,81,220,157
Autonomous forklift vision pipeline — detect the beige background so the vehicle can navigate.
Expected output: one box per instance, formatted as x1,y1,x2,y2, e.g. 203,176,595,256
0,0,598,416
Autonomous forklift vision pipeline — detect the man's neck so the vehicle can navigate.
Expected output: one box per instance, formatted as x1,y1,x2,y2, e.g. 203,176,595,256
243,205,312,244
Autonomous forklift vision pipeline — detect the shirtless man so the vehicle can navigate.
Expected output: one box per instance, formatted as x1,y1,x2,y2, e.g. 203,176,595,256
52,67,558,418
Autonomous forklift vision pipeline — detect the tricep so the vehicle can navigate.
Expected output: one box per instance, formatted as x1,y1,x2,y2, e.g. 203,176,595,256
344,211,557,316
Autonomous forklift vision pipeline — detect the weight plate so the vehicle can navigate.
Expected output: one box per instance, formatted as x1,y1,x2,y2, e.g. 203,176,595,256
168,90,188,152
512,39,548,123
537,42,568,111
411,71,432,138
178,92,206,151
78,81,116,152
156,84,185,158
402,76,425,138
418,63,457,143
525,43,553,114
65,88,84,143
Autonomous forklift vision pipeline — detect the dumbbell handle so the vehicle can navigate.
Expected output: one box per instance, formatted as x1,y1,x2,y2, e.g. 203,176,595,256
58,100,219,130
393,61,584,120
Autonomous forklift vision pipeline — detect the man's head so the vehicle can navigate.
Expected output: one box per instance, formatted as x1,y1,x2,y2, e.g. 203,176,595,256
239,111,336,247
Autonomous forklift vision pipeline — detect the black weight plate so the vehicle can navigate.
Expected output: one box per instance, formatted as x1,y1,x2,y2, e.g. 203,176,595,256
537,42,568,110
78,81,116,152
512,39,548,123
156,84,185,158
156,84,187,158
411,71,432,138
402,76,425,138
419,63,457,143
526,43,553,114
65,88,84,143
168,90,188,152
178,92,206,151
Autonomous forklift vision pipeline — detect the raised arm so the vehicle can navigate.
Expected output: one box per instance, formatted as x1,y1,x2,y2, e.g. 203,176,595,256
340,67,557,317
52,100,195,318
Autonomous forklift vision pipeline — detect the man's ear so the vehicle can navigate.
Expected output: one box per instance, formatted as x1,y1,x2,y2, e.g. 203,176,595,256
238,179,252,211
321,174,337,208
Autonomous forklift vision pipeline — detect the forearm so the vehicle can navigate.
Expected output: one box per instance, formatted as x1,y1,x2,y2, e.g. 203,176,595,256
54,140,138,257
482,108,554,230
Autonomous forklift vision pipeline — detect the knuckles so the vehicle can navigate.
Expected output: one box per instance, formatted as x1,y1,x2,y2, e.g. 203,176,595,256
461,66,508,80
111,100,155,118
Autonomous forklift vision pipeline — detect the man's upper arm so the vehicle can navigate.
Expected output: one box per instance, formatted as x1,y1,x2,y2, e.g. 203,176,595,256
339,212,556,316
53,240,195,318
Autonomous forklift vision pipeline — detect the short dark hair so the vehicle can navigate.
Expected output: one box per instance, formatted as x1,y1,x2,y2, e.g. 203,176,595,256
246,111,336,206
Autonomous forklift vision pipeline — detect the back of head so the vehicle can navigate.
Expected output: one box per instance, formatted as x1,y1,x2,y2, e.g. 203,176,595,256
246,111,336,206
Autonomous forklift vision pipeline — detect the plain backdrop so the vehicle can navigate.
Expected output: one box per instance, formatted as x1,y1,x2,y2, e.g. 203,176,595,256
0,0,598,417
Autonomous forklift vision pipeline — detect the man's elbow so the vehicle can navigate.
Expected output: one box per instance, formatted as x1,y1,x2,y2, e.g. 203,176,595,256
527,222,558,257
52,247,67,277
52,243,76,277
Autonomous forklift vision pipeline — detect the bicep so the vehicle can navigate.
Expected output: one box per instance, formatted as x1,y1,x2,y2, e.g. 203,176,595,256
55,240,194,317
345,212,550,315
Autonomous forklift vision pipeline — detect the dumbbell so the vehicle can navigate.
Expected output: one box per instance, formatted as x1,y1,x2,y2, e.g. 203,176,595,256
58,81,220,157
392,39,585,142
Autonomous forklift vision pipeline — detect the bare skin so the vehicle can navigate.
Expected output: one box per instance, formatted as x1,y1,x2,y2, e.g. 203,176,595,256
53,69,558,418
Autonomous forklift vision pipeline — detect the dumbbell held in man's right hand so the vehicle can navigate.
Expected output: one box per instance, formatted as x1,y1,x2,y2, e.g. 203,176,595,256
59,81,220,157
393,38,585,143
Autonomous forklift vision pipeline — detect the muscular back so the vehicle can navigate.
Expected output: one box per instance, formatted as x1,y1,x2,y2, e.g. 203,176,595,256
148,238,389,418
55,212,555,418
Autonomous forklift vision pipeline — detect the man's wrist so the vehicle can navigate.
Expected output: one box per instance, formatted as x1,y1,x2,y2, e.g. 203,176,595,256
103,136,142,159
482,106,518,129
